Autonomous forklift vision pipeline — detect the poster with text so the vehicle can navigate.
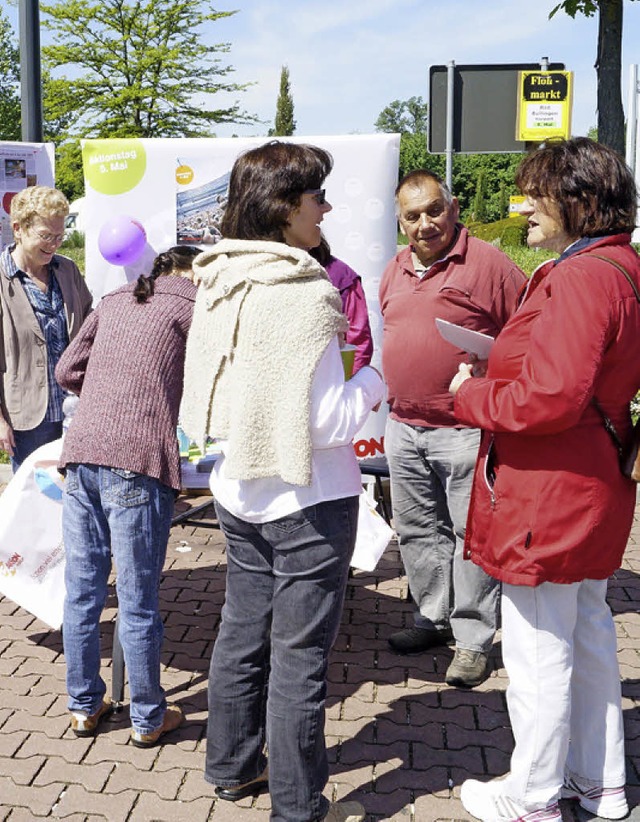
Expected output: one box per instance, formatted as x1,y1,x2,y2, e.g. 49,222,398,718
0,142,55,251
81,135,400,459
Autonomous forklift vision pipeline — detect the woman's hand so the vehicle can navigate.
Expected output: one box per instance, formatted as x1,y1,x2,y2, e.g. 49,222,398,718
0,418,15,457
449,363,474,396
469,354,488,377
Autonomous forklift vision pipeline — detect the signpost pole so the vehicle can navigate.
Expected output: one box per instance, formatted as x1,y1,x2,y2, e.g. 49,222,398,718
445,60,455,192
19,0,44,143
626,64,638,176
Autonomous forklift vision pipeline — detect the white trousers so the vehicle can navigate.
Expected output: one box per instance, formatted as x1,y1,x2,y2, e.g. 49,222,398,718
501,579,626,809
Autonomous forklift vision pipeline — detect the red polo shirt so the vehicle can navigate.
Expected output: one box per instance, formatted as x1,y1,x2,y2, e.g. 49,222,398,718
379,226,525,427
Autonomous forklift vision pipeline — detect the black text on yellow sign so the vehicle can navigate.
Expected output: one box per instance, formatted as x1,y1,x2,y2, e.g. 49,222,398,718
516,70,573,142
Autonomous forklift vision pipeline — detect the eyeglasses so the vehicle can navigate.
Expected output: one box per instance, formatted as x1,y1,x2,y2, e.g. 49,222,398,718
305,188,327,205
30,227,64,245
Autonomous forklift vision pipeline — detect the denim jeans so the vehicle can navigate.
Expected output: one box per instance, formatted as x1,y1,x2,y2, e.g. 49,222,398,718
206,496,359,822
501,579,626,809
385,417,498,652
62,464,175,733
11,420,62,472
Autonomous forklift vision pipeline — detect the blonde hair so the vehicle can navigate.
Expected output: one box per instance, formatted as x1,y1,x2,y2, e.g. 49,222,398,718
10,186,69,228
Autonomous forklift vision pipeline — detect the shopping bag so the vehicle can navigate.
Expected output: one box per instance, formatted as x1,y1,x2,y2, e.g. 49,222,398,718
350,488,395,572
0,438,65,629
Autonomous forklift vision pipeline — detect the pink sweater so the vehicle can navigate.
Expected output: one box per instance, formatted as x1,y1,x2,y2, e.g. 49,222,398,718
325,257,373,373
56,277,197,490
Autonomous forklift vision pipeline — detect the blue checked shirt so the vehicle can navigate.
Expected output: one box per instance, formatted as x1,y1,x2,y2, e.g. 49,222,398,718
1,245,69,423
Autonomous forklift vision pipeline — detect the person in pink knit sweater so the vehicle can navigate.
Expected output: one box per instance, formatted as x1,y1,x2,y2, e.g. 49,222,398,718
55,246,198,749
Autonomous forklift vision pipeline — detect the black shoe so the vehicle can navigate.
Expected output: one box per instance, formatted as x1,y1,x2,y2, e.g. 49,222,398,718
388,625,454,654
215,770,269,802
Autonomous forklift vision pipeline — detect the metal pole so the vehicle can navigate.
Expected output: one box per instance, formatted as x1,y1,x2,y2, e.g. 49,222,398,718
445,60,455,192
626,64,638,175
19,0,43,143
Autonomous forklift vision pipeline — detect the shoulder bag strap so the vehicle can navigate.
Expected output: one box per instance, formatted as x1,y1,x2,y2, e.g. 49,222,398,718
587,253,640,451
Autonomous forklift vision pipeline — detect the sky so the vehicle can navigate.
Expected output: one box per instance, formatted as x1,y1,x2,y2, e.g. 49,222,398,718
6,0,640,144
206,0,640,142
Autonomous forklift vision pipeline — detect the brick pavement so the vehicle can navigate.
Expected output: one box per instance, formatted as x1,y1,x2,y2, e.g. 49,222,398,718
0,491,640,821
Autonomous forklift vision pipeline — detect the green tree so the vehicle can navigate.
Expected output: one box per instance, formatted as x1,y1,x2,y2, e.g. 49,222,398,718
40,0,255,138
375,96,439,179
550,0,635,154
375,96,523,220
471,169,489,223
271,65,296,136
0,7,21,141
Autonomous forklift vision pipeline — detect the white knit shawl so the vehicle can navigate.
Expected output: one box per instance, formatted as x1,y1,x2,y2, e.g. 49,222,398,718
180,239,347,486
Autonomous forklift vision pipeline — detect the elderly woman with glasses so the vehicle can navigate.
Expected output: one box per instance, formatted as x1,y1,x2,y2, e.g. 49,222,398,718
0,185,93,470
450,137,640,822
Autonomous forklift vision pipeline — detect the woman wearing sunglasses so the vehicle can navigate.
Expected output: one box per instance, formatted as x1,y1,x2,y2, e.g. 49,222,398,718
181,141,384,822
0,185,93,470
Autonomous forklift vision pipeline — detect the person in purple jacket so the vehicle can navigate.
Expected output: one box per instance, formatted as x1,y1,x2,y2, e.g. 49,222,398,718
310,236,373,373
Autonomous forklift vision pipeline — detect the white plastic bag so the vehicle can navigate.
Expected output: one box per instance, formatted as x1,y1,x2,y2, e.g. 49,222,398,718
0,438,65,629
350,488,394,572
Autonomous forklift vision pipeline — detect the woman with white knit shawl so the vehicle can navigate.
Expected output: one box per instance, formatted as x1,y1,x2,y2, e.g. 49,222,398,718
181,142,384,822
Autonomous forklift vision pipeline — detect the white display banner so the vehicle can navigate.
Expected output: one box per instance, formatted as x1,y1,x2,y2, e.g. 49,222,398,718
0,141,55,251
81,135,400,457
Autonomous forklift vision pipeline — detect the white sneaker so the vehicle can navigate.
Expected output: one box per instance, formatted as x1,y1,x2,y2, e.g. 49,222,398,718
461,779,561,822
561,775,628,820
323,801,366,821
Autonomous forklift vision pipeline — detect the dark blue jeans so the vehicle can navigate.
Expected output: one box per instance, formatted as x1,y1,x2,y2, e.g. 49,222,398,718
11,420,62,472
206,496,358,822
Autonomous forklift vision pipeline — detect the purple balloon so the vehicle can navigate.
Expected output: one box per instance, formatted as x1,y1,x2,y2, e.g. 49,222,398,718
98,215,147,266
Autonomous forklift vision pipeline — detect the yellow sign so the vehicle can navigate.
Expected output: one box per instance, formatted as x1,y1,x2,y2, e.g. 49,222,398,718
516,71,573,142
509,195,527,218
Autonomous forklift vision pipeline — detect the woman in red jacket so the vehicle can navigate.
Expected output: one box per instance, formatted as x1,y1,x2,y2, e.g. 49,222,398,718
450,138,640,822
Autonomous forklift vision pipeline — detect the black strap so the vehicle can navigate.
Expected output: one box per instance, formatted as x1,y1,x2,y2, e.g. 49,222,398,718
589,254,640,450
588,254,640,303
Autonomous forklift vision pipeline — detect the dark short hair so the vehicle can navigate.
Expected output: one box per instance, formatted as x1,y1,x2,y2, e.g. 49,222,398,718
221,141,333,242
395,169,453,206
515,137,638,237
134,245,201,303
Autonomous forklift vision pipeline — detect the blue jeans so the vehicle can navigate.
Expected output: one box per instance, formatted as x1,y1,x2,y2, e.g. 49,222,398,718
11,420,62,472
385,417,498,652
206,496,358,822
62,464,175,733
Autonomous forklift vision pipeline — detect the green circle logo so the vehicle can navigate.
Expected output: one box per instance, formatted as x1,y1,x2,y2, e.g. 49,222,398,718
83,139,147,195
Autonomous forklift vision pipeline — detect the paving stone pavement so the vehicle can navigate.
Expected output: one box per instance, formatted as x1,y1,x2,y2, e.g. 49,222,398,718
1,490,640,821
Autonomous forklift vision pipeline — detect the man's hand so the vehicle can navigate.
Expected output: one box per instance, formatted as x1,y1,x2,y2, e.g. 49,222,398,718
449,362,474,396
0,418,15,457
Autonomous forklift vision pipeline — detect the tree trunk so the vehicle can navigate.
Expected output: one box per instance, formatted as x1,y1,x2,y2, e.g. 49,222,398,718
596,0,625,155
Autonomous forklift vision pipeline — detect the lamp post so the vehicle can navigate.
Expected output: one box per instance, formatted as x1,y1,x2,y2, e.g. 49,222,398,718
19,0,43,142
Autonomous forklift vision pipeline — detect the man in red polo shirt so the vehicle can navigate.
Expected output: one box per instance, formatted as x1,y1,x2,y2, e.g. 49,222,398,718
380,169,525,687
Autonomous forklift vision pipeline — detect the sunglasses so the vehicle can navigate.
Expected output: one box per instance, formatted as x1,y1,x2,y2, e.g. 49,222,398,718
305,188,327,205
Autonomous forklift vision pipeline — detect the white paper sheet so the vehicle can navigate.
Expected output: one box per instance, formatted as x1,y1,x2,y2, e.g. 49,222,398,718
435,318,495,359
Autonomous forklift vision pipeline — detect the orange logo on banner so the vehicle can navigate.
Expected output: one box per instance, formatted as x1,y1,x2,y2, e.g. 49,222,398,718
176,165,194,185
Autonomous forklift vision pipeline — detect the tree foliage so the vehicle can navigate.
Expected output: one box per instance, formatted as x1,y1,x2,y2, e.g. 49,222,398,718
374,96,434,179
550,0,633,155
0,7,21,141
271,65,296,136
375,96,428,135
40,0,255,138
375,96,521,222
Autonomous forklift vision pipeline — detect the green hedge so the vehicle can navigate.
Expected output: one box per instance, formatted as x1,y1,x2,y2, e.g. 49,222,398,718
467,215,528,247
